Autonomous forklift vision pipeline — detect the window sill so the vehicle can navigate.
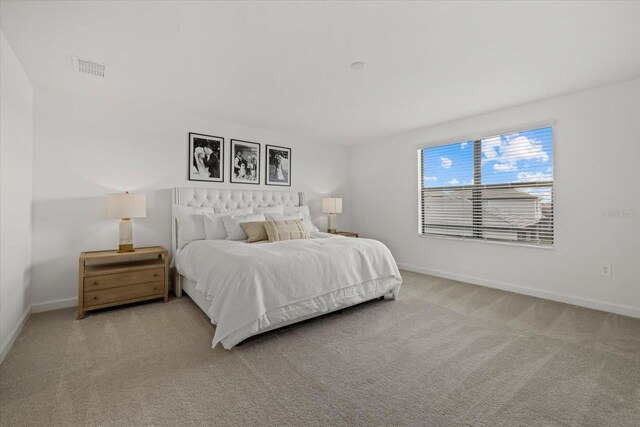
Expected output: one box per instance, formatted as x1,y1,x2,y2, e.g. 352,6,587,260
419,233,554,250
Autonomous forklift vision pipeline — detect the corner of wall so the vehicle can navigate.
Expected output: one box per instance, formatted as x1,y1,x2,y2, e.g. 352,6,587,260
0,29,35,364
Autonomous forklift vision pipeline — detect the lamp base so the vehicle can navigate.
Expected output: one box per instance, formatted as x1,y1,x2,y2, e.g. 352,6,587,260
117,244,135,253
117,218,135,253
326,213,337,234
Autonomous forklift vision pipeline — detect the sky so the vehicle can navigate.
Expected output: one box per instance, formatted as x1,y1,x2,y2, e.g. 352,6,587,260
422,126,553,188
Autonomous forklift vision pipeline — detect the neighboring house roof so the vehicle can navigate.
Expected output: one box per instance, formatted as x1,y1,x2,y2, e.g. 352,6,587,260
426,188,540,200
482,188,541,200
483,206,541,229
424,189,543,229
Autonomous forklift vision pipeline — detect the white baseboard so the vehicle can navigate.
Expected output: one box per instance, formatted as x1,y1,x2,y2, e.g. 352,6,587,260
397,263,640,319
0,307,31,365
31,297,77,313
1,297,77,365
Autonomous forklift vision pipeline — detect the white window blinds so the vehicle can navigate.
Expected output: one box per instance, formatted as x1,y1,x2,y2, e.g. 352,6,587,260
418,126,554,246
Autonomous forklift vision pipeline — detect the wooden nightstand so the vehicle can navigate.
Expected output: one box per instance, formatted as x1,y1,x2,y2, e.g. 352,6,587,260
335,231,359,238
78,246,168,319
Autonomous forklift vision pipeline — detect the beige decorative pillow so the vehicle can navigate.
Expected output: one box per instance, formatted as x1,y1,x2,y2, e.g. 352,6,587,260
264,220,310,242
239,221,269,243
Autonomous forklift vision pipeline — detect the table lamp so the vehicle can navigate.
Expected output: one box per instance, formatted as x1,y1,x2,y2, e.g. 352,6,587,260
107,192,146,252
322,197,342,234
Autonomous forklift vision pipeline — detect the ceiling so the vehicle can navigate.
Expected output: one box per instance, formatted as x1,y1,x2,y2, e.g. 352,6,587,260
2,1,640,145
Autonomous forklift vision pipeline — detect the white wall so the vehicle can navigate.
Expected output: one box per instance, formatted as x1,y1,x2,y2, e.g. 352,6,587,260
351,78,640,317
31,88,351,306
0,31,34,359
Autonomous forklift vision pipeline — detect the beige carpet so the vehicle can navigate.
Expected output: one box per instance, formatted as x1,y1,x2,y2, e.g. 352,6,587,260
1,270,639,426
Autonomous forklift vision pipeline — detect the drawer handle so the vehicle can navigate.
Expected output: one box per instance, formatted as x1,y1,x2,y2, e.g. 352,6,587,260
154,273,158,277
94,281,98,285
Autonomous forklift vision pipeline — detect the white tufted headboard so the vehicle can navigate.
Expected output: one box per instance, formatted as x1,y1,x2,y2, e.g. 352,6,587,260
171,188,305,255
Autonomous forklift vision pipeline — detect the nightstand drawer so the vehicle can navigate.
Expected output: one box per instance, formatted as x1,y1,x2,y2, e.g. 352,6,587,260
84,268,164,291
84,281,165,308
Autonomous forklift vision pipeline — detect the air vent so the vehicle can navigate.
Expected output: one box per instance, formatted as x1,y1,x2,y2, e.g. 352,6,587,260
72,56,107,78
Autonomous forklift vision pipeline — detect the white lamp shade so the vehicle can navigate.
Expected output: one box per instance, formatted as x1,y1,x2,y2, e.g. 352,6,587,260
107,193,146,218
322,197,343,214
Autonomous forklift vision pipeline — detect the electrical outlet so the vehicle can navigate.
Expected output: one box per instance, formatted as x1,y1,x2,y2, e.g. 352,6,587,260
599,262,612,277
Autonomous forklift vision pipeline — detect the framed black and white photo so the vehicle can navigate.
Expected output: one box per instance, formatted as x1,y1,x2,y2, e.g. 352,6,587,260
265,144,291,186
230,139,260,184
189,133,224,182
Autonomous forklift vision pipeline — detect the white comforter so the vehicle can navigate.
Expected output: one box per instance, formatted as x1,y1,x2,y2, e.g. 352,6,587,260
176,234,402,349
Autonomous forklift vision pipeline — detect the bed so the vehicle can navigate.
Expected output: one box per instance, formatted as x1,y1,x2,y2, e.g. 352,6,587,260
172,188,402,349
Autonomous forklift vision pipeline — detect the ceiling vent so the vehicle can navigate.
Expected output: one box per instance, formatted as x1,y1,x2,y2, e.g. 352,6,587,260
72,56,107,78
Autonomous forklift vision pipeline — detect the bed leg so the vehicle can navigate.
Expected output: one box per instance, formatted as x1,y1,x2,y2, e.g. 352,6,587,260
174,272,183,297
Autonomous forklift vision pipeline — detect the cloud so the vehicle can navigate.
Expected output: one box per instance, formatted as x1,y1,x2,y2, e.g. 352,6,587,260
485,134,549,172
482,136,501,159
517,171,552,182
502,136,549,163
448,178,460,185
460,142,468,149
423,176,438,185
440,156,452,168
493,163,517,172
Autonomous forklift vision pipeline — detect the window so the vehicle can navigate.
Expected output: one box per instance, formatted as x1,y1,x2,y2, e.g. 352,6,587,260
418,126,553,246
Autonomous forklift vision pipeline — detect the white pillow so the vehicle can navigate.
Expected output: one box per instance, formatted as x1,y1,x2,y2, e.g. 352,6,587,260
253,205,284,215
202,212,229,240
223,213,266,240
214,206,253,215
283,205,319,233
174,205,214,250
204,209,270,240
266,212,303,222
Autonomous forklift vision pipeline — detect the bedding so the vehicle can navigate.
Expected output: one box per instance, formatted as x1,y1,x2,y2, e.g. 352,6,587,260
283,206,319,233
240,221,269,243
202,212,228,240
176,234,402,349
264,219,309,241
223,213,266,240
265,212,303,221
174,205,214,250
203,210,265,240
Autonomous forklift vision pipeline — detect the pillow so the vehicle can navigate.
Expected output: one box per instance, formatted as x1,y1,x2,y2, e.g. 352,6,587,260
174,205,214,250
283,206,319,233
202,212,229,240
283,205,310,216
253,205,284,215
265,212,303,221
239,221,269,243
264,220,310,242
223,214,266,240
204,210,269,240
214,206,253,215
206,207,253,239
